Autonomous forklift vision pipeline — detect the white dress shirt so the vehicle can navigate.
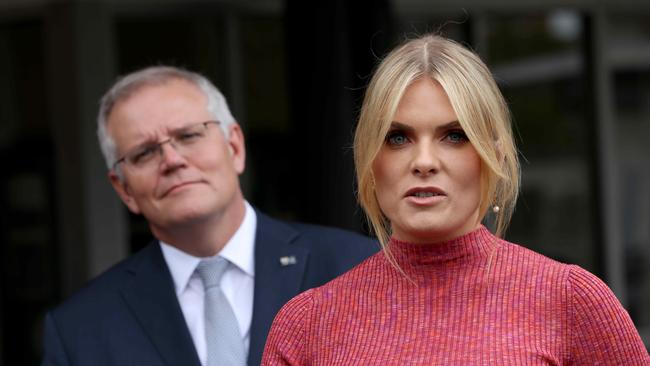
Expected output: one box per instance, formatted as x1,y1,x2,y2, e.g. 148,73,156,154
160,201,256,366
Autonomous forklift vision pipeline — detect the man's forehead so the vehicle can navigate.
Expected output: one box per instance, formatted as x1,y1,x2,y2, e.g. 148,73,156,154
114,78,203,108
111,80,206,117
106,80,210,144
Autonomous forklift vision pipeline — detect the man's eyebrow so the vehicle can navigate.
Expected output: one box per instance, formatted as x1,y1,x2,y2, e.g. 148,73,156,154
129,134,159,150
168,122,197,134
129,124,194,150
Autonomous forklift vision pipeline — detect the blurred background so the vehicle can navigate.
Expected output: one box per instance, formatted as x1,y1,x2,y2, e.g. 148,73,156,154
0,0,648,364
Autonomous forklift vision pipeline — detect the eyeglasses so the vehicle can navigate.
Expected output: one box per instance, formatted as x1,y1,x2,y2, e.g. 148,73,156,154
113,120,220,171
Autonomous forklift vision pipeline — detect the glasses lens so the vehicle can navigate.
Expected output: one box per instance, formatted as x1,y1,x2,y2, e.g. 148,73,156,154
174,122,208,146
120,121,214,169
127,145,160,166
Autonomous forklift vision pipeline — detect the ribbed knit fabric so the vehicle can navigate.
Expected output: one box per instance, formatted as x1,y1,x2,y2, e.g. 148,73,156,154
262,226,649,365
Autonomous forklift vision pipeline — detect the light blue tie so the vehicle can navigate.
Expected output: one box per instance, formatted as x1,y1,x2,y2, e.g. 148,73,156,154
196,257,246,366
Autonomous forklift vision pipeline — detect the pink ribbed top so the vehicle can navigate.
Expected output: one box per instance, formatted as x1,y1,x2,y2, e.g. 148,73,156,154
262,226,649,365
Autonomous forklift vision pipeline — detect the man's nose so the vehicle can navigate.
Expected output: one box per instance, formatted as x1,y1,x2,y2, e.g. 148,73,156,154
158,140,187,172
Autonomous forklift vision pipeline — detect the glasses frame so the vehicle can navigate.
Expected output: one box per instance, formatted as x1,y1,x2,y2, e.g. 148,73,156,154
112,120,221,171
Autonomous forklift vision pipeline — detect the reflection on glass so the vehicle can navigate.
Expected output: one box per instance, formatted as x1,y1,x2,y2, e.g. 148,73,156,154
486,12,597,271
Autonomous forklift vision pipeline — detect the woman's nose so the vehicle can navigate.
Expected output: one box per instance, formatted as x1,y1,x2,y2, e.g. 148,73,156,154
411,141,440,176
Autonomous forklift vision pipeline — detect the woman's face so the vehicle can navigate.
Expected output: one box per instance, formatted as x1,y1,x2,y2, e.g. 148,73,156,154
372,77,483,243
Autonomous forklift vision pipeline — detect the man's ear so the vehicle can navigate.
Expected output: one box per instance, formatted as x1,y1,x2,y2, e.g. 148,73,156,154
226,123,246,175
109,171,141,214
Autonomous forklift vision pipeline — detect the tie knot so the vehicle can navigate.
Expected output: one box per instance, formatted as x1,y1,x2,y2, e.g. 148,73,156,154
196,257,229,289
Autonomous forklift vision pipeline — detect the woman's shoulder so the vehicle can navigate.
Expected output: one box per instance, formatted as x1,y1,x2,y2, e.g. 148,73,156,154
496,240,647,361
494,239,575,279
494,237,632,308
562,264,627,317
495,239,615,292
491,239,615,302
278,252,386,312
314,251,387,295
264,253,387,361
562,265,649,363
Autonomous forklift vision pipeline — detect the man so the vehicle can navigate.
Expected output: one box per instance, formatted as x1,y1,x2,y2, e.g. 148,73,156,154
41,66,376,366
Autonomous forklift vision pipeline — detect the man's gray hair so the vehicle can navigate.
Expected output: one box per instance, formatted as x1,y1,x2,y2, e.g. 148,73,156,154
97,66,236,170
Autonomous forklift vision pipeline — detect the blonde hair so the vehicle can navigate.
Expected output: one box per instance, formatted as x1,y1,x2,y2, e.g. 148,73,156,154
354,34,520,249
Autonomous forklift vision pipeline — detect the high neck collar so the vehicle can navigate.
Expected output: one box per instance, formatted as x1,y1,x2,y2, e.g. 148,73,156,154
387,226,497,280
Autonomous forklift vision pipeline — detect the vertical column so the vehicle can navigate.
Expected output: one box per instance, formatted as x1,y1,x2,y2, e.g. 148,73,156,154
45,1,128,297
223,11,252,196
589,9,626,303
0,23,11,366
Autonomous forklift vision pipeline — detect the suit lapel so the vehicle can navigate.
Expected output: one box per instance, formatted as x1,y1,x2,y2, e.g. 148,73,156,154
121,243,201,366
248,211,309,366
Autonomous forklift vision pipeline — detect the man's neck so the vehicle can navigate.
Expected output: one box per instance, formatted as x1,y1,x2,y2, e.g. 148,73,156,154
152,199,247,257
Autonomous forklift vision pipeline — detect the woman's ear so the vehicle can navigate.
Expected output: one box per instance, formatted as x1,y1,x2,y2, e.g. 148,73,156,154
494,138,504,164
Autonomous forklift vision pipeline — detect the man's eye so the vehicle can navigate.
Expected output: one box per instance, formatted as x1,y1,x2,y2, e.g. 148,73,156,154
130,147,157,164
177,131,203,143
386,132,409,146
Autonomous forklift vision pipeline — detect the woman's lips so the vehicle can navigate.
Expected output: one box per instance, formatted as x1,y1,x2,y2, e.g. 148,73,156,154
404,187,446,205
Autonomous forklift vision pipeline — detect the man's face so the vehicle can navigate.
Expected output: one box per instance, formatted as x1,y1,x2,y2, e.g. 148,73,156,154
107,79,246,233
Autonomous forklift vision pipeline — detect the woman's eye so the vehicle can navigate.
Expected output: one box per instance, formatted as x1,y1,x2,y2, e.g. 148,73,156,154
386,132,409,146
445,130,468,144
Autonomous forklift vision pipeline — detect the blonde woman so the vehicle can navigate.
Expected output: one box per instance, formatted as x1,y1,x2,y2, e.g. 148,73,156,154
262,34,649,365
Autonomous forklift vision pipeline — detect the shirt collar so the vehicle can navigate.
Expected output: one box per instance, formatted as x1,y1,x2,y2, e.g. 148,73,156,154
160,201,257,296
220,201,256,277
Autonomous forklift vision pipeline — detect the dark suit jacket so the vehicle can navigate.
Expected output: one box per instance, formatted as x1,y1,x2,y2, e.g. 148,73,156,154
42,211,377,366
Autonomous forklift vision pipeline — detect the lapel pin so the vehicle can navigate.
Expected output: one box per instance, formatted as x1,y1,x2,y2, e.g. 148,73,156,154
279,255,297,266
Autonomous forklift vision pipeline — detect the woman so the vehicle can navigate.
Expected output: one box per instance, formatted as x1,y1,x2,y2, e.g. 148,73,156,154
262,34,649,365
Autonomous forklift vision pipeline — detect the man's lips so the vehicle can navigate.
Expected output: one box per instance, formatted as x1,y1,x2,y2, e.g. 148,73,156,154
160,180,203,197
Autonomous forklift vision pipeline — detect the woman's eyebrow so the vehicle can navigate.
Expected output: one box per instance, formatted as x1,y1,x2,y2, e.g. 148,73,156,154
389,121,415,132
390,120,461,132
437,120,461,130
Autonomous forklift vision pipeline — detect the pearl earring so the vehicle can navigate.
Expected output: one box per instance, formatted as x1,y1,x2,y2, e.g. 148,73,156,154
492,205,500,213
